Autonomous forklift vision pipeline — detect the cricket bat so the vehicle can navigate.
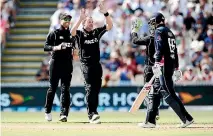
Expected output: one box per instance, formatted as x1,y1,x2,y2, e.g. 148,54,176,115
129,75,155,114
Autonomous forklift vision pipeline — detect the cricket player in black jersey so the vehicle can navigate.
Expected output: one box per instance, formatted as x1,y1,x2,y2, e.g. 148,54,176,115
71,2,113,124
44,13,75,122
131,18,161,125
146,12,194,128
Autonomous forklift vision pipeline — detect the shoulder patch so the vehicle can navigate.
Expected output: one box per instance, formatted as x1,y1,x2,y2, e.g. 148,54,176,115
168,32,173,37
83,32,87,37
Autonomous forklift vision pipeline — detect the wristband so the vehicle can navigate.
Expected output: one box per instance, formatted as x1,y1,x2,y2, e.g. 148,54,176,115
49,46,53,51
104,12,109,17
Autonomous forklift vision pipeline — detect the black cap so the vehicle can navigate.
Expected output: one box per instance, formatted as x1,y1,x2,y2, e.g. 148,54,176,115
59,13,72,21
149,12,165,24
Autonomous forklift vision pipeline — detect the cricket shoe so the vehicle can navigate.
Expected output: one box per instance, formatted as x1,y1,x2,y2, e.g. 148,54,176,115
89,114,101,124
138,122,156,128
45,113,52,122
59,115,67,122
178,120,194,128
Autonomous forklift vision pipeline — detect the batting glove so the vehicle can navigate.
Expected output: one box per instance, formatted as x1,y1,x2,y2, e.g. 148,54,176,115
173,69,182,82
152,63,162,77
131,18,142,33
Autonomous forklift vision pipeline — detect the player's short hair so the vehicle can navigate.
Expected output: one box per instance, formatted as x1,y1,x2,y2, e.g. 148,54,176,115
82,16,93,26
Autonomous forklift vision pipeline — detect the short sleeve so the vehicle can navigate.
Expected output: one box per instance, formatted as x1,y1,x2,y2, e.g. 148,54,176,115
95,25,107,39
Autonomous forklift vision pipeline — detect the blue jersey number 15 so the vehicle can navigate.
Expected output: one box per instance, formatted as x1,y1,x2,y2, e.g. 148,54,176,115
168,38,176,59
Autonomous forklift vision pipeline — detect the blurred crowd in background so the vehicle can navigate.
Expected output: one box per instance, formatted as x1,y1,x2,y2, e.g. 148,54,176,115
1,0,16,49
40,0,213,85
1,0,212,85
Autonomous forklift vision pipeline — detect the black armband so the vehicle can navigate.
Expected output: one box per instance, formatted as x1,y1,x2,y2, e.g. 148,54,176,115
104,12,109,17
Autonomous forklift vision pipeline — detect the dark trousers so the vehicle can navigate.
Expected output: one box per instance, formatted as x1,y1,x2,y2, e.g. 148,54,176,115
44,59,73,116
81,63,102,118
159,75,193,121
144,65,161,123
147,74,193,124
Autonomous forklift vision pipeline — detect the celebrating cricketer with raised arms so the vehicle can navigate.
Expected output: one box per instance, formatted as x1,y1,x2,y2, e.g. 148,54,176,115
71,1,113,124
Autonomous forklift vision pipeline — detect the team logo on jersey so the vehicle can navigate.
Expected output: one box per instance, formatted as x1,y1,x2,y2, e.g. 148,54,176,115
84,38,98,44
156,35,161,41
59,36,64,39
83,31,89,37
168,32,173,37
63,42,72,47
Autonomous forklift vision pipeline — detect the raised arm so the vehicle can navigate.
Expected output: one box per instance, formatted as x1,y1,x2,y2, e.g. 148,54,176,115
131,33,150,45
99,1,113,31
71,8,87,36
130,18,147,45
105,13,113,30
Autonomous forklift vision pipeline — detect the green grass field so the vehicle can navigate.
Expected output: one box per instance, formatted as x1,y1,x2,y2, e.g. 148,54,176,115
2,111,213,136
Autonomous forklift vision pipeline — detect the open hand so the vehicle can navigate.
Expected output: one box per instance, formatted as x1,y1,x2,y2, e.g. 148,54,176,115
99,1,107,14
80,8,87,20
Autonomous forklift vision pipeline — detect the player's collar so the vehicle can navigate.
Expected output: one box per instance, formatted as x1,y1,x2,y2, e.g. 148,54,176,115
60,25,69,30
83,28,93,34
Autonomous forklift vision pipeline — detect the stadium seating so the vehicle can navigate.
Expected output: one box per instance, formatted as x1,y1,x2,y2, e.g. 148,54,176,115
1,0,58,82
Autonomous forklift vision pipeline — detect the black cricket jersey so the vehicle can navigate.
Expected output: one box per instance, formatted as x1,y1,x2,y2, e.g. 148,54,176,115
131,32,155,66
75,25,107,65
44,26,75,61
154,24,179,75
